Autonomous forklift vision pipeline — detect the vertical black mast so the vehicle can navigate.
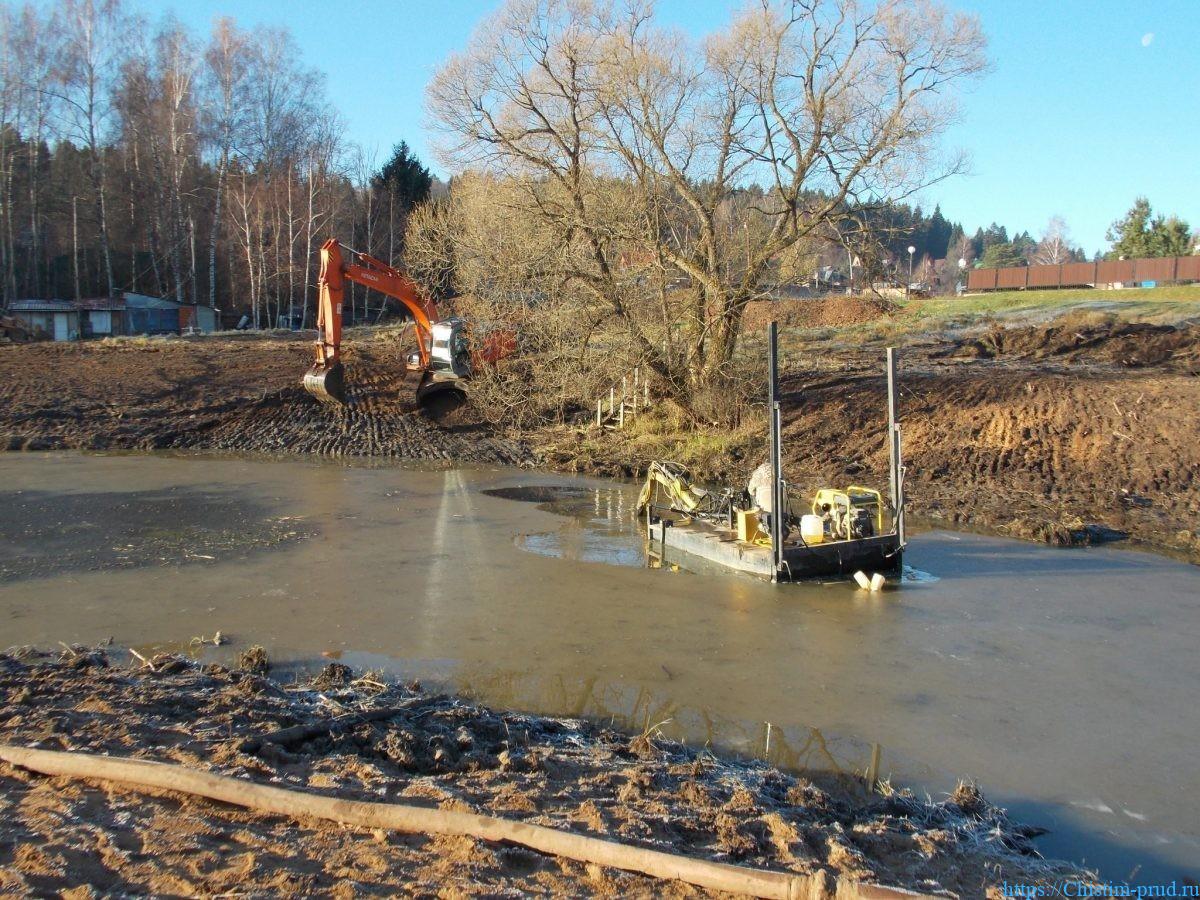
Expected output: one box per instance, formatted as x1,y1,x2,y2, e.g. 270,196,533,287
768,322,784,581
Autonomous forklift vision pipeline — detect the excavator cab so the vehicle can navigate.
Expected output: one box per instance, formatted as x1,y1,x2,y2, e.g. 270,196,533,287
414,318,472,406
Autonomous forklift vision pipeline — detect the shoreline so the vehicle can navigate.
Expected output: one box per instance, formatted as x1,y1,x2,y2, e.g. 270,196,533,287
0,647,1095,895
2,314,1198,562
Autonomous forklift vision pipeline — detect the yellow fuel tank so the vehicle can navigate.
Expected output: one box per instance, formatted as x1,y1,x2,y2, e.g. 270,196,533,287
736,508,761,543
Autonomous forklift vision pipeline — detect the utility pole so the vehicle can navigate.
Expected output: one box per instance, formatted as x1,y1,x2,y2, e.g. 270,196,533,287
72,196,80,301
906,245,915,299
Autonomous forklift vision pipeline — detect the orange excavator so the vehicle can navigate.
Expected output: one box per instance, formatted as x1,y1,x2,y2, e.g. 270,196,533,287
302,239,513,405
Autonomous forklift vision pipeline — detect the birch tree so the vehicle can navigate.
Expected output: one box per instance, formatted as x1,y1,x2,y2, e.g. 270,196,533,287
201,17,251,308
52,0,127,298
1034,215,1072,265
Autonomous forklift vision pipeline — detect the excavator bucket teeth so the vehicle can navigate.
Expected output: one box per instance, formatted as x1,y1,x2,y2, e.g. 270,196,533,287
303,361,346,404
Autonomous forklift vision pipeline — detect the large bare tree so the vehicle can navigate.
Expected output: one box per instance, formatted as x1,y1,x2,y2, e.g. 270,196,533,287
427,0,985,401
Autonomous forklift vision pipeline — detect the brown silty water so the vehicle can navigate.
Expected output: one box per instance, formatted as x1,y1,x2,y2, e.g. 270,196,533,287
0,452,1197,883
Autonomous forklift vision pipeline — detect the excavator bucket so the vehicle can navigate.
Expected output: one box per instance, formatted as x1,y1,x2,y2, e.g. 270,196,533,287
303,360,346,404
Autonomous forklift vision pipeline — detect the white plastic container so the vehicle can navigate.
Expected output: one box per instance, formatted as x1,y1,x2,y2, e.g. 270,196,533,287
800,514,825,545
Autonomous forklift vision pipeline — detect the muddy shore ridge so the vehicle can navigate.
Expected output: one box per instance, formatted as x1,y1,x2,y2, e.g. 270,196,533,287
2,310,1197,559
0,648,1095,895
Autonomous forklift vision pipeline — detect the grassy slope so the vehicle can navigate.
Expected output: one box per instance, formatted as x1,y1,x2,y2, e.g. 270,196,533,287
905,284,1200,325
731,284,1200,364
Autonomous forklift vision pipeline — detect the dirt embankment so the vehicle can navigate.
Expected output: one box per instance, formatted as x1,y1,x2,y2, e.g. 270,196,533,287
0,335,532,466
779,367,1199,550
937,318,1200,374
2,315,1198,556
543,316,1200,558
0,648,1092,896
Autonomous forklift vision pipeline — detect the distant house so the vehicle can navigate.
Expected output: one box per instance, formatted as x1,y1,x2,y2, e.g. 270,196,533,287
9,293,219,339
77,296,126,337
9,299,80,341
122,293,219,335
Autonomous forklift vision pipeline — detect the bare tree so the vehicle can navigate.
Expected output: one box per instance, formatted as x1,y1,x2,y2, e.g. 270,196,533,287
428,0,985,406
201,17,251,308
119,16,200,302
1034,215,1072,265
51,0,129,298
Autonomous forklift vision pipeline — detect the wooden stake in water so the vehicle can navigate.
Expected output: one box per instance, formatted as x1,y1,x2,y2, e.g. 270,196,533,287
866,742,882,793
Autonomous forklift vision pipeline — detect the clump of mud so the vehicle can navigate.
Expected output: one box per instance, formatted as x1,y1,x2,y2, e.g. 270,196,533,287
0,649,1095,895
941,316,1200,373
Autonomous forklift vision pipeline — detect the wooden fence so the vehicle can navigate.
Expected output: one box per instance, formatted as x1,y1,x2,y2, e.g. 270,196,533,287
967,255,1200,292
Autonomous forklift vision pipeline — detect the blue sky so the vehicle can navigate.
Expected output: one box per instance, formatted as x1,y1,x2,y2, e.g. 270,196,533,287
120,0,1198,256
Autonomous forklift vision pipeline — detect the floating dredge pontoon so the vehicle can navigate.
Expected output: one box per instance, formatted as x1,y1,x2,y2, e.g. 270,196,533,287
638,323,905,584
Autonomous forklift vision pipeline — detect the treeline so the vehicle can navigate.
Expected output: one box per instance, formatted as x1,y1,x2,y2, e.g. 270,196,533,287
0,0,432,325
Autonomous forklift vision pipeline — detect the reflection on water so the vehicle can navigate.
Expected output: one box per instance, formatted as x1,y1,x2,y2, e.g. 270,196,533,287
498,483,647,567
518,531,645,567
2,453,1198,883
453,666,881,796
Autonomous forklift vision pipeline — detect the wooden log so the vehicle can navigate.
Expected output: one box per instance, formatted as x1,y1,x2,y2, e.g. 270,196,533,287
0,745,934,900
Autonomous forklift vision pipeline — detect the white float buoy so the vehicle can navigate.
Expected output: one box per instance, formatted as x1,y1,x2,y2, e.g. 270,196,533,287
870,572,886,592
853,571,871,590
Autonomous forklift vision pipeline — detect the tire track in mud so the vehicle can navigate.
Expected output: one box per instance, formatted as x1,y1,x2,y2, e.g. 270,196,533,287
0,339,534,467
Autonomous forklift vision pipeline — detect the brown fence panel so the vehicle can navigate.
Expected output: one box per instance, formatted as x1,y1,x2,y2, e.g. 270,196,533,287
1060,262,1096,286
1096,259,1135,284
996,267,1029,289
1176,256,1200,281
1027,264,1061,287
967,268,997,291
1133,257,1176,283
966,256,1196,292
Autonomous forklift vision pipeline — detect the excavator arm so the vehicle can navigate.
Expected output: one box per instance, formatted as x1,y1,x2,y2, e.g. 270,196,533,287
305,239,442,403
636,461,710,517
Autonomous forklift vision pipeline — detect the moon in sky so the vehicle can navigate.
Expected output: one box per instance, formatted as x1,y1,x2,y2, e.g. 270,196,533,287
1141,32,1154,47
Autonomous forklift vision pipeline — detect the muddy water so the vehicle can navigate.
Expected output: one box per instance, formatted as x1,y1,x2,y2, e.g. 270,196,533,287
1,453,1197,883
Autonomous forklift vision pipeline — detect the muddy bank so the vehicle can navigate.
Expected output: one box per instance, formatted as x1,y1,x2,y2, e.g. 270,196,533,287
2,317,1198,557
0,648,1093,896
0,335,532,466
541,318,1200,560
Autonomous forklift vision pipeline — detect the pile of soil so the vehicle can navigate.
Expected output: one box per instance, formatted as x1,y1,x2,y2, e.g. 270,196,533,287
775,369,1200,552
0,336,532,466
940,319,1200,374
743,296,897,330
0,649,1092,896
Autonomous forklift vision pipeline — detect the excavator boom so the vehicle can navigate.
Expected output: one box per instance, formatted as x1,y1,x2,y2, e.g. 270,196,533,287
304,239,441,404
